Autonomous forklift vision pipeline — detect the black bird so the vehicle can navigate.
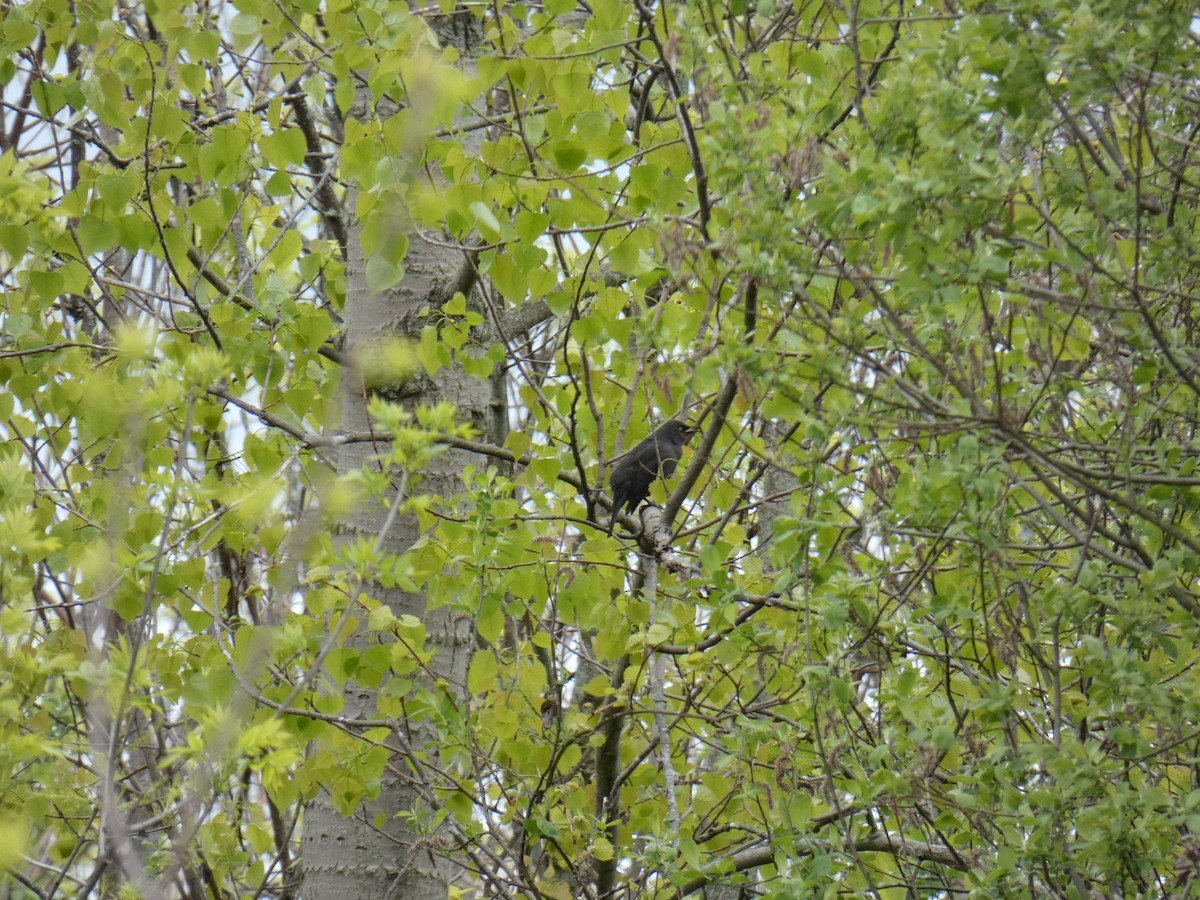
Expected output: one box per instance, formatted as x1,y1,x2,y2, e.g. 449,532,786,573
608,419,696,534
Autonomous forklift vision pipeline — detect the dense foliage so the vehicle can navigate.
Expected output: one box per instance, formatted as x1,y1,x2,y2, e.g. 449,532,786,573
4,0,1200,896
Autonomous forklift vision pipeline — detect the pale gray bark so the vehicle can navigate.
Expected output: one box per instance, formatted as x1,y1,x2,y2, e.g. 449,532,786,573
299,181,493,900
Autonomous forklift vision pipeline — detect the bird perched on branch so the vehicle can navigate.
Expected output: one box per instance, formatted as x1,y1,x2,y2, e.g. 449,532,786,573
608,419,696,535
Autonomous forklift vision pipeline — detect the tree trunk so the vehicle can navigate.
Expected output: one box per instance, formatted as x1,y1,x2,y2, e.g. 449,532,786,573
298,9,492,895
299,212,489,900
